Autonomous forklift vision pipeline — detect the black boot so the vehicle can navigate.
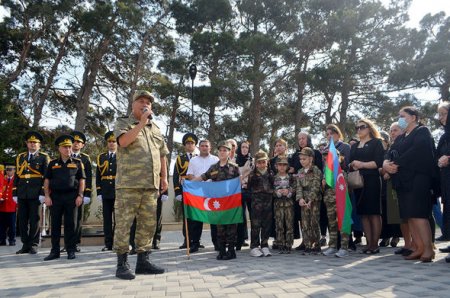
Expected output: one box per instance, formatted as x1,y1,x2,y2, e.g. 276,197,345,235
135,251,164,274
216,245,227,260
225,245,236,260
116,253,135,280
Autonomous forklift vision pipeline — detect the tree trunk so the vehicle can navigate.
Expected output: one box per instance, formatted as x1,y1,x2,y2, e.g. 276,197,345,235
74,37,110,131
339,43,357,135
32,27,72,128
167,78,183,155
441,73,450,101
5,32,33,86
294,70,306,133
249,79,262,155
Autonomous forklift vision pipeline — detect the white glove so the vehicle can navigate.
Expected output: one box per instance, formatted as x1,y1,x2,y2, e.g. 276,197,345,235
83,197,91,205
39,195,45,204
175,194,182,201
97,195,102,203
161,194,169,202
13,196,18,203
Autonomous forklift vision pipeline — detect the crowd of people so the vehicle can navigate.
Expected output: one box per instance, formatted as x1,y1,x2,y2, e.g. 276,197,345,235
1,91,450,280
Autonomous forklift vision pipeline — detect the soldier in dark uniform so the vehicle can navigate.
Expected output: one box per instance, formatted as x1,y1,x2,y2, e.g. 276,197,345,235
70,131,92,252
173,133,198,249
96,131,117,251
13,131,50,255
43,135,86,261
192,141,241,260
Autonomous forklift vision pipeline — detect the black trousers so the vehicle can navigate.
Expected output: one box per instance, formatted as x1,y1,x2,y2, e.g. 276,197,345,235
50,193,77,253
153,196,163,244
74,204,83,245
18,199,40,249
236,191,250,245
320,199,328,236
102,198,115,248
0,212,16,243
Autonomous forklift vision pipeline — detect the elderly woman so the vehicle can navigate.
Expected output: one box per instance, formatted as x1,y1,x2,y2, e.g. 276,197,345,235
350,119,384,254
384,106,437,262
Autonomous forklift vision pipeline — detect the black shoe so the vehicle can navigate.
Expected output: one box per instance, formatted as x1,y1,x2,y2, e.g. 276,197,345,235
446,255,450,263
102,246,113,251
394,247,408,255
67,251,76,259
439,246,450,253
435,235,450,242
116,253,135,280
60,247,67,253
151,243,160,250
29,247,38,254
216,246,227,260
354,236,362,245
224,247,236,260
199,244,205,248
189,243,200,253
272,243,279,250
44,252,60,261
319,238,327,247
242,242,249,247
179,242,187,249
402,249,413,257
129,248,137,255
16,247,30,254
295,243,306,251
379,238,390,247
135,252,164,274
390,237,399,247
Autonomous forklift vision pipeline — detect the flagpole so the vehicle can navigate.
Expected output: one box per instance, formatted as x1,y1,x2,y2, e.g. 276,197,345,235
183,200,191,260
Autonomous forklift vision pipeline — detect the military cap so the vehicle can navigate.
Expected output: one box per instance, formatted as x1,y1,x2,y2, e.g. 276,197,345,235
133,90,154,103
276,155,289,164
71,131,86,143
105,131,116,142
182,133,198,145
4,162,15,170
25,131,43,143
254,150,269,162
55,135,74,147
217,140,231,151
299,147,314,157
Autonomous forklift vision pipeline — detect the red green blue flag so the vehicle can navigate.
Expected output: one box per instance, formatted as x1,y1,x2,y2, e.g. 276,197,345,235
183,177,243,224
324,141,353,234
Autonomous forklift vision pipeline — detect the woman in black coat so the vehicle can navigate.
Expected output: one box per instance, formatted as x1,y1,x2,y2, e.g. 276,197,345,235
384,106,437,262
437,102,450,242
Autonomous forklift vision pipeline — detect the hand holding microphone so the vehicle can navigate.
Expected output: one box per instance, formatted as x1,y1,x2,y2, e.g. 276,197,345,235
143,108,153,119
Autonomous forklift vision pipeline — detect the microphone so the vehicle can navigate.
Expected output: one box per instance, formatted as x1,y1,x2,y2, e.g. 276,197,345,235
143,108,153,120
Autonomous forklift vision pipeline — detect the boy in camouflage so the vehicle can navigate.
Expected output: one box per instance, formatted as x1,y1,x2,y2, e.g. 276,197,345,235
273,156,296,253
322,151,350,258
248,150,274,257
296,147,323,254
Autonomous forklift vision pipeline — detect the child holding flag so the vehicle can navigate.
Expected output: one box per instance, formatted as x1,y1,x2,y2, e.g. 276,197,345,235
273,156,296,254
296,147,322,254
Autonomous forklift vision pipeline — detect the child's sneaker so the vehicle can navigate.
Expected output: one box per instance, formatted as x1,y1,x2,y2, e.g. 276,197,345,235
335,248,349,258
322,247,337,256
261,247,272,257
250,247,263,257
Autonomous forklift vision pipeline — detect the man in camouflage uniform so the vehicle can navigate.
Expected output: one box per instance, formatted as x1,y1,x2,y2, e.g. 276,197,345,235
173,133,197,249
43,135,86,261
296,147,322,254
113,90,169,280
96,131,117,251
248,150,274,257
70,130,93,252
192,140,240,260
13,131,50,255
273,156,296,253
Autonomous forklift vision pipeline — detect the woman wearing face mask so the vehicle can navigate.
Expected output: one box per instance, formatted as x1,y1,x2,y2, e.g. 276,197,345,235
384,106,438,262
350,119,385,254
436,102,450,261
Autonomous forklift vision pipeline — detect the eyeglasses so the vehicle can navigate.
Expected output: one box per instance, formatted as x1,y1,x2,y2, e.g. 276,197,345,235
355,125,368,131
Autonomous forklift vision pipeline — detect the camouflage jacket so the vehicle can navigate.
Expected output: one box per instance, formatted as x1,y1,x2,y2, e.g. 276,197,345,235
248,169,274,194
273,174,296,199
296,165,322,203
201,160,240,182
114,115,169,189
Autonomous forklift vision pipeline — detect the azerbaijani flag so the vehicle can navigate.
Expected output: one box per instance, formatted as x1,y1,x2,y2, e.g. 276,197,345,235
183,177,243,224
324,141,353,234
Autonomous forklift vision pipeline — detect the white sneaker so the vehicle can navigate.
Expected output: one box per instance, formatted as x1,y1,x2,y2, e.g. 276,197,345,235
261,247,272,257
322,247,337,256
250,247,263,257
335,248,349,258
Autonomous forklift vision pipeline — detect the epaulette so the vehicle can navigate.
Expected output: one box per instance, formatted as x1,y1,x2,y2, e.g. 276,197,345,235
39,152,50,157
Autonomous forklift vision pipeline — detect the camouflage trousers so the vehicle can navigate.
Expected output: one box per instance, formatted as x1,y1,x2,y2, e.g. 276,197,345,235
250,193,273,249
114,188,158,254
301,200,321,249
323,189,349,249
274,197,294,248
217,224,237,247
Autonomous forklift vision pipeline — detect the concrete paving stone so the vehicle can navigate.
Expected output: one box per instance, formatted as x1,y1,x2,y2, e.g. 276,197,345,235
180,292,212,298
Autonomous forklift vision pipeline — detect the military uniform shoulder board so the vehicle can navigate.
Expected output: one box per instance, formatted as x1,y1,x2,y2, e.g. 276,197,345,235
39,152,50,157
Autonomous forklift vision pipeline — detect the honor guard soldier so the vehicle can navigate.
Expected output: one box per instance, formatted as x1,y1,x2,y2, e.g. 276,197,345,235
173,132,198,250
0,163,17,246
96,131,117,251
43,135,86,261
70,130,93,252
13,131,50,255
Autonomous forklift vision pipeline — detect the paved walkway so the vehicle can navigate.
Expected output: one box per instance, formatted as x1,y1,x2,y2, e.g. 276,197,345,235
1,230,450,298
